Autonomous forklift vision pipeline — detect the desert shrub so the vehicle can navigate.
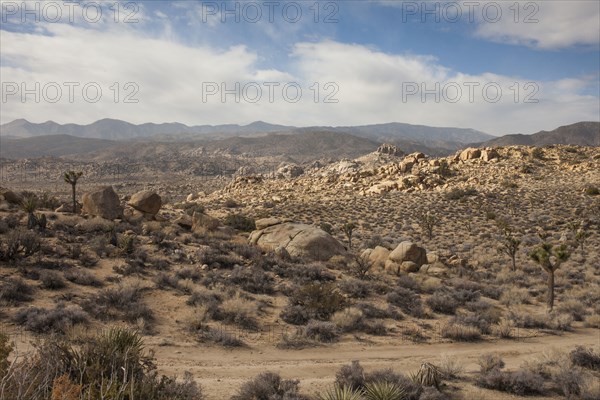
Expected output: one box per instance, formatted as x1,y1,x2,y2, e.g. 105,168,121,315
64,269,102,287
305,320,339,343
84,284,153,324
0,277,34,304
14,304,88,334
1,327,204,399
39,270,67,290
557,299,589,321
215,296,259,330
187,289,223,315
176,266,203,282
437,354,464,380
476,368,543,395
272,262,336,284
386,287,424,317
508,310,572,331
0,229,41,261
196,325,245,348
396,274,421,292
478,354,505,373
426,291,458,315
338,278,370,299
441,323,481,342
231,371,308,400
570,346,600,371
355,302,402,320
280,304,311,325
283,282,348,322
0,332,13,376
453,313,492,334
584,185,599,196
228,265,274,294
554,366,584,398
335,360,365,390
331,307,364,332
418,387,450,400
223,214,256,231
154,272,183,292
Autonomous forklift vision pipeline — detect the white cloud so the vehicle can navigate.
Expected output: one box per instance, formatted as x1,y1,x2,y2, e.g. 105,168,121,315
0,24,598,135
471,1,599,49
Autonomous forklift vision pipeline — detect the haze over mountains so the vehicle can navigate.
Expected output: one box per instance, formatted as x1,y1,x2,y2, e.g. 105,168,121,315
1,119,598,161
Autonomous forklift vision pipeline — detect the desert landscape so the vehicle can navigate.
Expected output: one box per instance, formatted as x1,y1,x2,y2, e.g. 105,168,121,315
1,119,599,399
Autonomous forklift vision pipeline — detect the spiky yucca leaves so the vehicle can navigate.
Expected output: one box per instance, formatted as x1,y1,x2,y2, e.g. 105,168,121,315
413,363,441,389
21,195,39,229
318,385,363,400
363,381,406,400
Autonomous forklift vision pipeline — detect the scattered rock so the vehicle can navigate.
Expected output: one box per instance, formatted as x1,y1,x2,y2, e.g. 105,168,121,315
385,241,427,274
459,148,481,161
128,190,162,215
277,164,304,179
81,186,123,220
192,211,220,232
0,188,22,204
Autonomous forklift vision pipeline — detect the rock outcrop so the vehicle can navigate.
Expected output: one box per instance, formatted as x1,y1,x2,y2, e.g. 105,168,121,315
81,186,123,220
249,222,347,261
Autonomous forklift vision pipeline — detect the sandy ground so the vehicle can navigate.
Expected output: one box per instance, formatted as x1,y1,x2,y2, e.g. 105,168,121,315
149,327,600,399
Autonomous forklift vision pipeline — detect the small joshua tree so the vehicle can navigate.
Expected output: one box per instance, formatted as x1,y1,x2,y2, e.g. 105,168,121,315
417,211,438,240
64,171,83,214
496,219,521,271
530,242,570,312
341,222,356,249
567,220,590,253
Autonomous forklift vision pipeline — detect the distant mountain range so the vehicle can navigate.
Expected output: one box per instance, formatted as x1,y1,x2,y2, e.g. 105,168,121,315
479,121,600,147
1,119,597,161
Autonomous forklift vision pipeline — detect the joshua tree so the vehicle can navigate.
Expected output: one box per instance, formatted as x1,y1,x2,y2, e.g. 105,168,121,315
530,242,570,312
567,220,590,253
341,222,356,249
417,211,438,240
64,170,83,213
496,219,521,271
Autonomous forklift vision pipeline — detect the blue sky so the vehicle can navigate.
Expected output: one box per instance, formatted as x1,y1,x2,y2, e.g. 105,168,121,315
1,0,599,135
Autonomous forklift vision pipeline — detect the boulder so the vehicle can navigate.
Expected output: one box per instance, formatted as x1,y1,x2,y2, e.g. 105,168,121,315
459,148,481,161
249,222,346,261
128,190,162,215
255,217,285,230
277,164,304,179
385,241,427,274
192,211,220,232
367,246,390,270
377,143,404,157
173,214,193,229
480,148,499,162
81,186,123,220
0,188,21,204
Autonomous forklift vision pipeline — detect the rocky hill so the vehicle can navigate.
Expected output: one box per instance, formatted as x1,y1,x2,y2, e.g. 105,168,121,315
480,121,600,147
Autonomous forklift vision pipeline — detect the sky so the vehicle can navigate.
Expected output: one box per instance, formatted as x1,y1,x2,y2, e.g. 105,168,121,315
0,0,599,135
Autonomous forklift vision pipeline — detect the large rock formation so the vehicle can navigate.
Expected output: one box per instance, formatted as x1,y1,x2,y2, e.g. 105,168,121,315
276,164,304,179
81,186,123,220
128,190,162,215
384,241,427,274
249,222,347,261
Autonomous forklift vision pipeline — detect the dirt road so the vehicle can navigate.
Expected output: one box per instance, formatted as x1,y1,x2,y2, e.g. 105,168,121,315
151,327,600,399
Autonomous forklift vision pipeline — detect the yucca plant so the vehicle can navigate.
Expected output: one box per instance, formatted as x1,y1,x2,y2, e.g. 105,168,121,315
363,381,406,400
413,362,441,389
21,195,38,229
318,385,364,400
